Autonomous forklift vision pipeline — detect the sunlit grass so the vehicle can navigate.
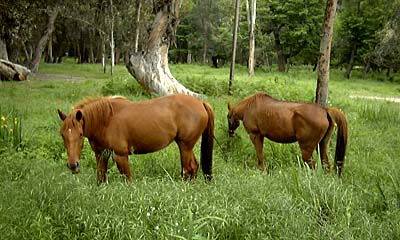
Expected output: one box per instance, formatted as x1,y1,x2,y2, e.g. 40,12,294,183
0,60,399,239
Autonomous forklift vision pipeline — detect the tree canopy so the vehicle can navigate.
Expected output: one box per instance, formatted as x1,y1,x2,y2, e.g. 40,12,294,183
0,0,398,76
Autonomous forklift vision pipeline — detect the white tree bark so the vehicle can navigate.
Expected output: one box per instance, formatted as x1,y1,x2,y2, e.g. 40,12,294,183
127,44,201,97
126,0,201,98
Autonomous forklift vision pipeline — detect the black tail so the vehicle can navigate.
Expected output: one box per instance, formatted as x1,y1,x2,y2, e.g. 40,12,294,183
327,108,348,177
201,102,214,181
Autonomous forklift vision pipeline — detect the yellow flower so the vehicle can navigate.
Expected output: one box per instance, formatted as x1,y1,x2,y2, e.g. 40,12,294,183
1,116,5,122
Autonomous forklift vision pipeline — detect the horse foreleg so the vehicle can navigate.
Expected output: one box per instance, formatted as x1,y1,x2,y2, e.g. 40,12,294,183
178,142,199,180
249,133,265,171
319,125,335,173
96,152,109,183
115,155,132,182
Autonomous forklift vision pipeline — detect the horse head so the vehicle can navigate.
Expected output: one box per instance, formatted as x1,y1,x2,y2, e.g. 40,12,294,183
58,109,84,174
227,103,240,137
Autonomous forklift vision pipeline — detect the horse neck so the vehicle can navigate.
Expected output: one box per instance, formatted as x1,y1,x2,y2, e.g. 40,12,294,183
234,101,249,120
81,100,113,138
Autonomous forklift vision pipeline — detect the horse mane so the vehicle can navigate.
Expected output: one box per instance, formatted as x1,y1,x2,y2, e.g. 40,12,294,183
73,96,126,134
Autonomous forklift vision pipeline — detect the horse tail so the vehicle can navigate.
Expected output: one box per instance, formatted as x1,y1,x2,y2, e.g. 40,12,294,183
326,107,348,177
201,102,214,181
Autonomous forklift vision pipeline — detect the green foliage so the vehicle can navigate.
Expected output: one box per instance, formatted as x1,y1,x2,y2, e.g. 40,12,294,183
0,62,400,239
334,0,388,67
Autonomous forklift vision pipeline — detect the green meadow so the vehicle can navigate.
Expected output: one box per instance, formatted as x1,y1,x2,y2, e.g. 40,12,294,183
0,61,400,239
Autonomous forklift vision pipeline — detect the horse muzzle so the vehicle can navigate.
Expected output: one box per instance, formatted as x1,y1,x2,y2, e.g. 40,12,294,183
67,161,80,174
229,130,235,137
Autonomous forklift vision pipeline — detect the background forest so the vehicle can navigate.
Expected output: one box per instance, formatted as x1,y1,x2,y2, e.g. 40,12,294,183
1,0,399,78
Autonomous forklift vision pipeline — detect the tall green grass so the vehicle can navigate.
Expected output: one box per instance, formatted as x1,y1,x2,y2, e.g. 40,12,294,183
0,61,399,239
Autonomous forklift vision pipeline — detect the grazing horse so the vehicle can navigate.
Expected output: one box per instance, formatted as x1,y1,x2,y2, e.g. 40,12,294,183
58,94,214,183
227,92,348,176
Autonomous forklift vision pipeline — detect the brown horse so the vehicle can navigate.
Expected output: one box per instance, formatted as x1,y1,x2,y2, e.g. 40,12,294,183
58,94,214,183
227,92,348,176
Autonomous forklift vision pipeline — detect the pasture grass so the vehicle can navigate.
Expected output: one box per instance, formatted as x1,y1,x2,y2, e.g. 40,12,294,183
0,61,400,239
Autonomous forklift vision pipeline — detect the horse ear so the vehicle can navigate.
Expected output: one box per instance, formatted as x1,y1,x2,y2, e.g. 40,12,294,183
227,102,232,111
58,109,67,121
76,110,83,121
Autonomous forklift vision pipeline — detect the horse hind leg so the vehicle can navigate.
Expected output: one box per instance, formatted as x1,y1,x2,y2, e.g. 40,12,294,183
319,125,335,173
114,155,132,182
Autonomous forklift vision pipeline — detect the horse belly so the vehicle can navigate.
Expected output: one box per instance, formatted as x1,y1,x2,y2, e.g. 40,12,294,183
259,119,297,144
130,133,175,154
265,132,297,143
127,120,177,154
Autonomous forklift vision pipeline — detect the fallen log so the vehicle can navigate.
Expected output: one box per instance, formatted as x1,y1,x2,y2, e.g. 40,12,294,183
0,59,31,81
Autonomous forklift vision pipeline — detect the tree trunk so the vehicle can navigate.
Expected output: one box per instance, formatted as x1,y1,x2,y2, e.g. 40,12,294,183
362,59,371,79
126,0,201,97
46,34,53,63
315,0,338,107
229,0,241,95
246,0,256,77
110,0,115,76
201,0,211,65
134,0,142,53
30,9,58,73
273,30,286,72
345,42,357,79
0,38,8,61
102,41,106,74
0,59,31,81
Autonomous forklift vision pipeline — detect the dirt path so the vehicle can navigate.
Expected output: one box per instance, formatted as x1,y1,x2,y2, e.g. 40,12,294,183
349,95,400,103
29,73,86,82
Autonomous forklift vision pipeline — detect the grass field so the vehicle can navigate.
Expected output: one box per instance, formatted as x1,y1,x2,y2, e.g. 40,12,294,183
0,60,400,239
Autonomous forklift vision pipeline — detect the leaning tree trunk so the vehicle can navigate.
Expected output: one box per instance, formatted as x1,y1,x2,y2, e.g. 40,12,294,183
30,9,58,73
0,59,31,81
126,0,201,97
0,38,8,61
315,0,338,107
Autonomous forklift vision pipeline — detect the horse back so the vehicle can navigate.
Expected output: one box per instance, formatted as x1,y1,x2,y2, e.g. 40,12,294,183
105,95,208,155
246,100,329,143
